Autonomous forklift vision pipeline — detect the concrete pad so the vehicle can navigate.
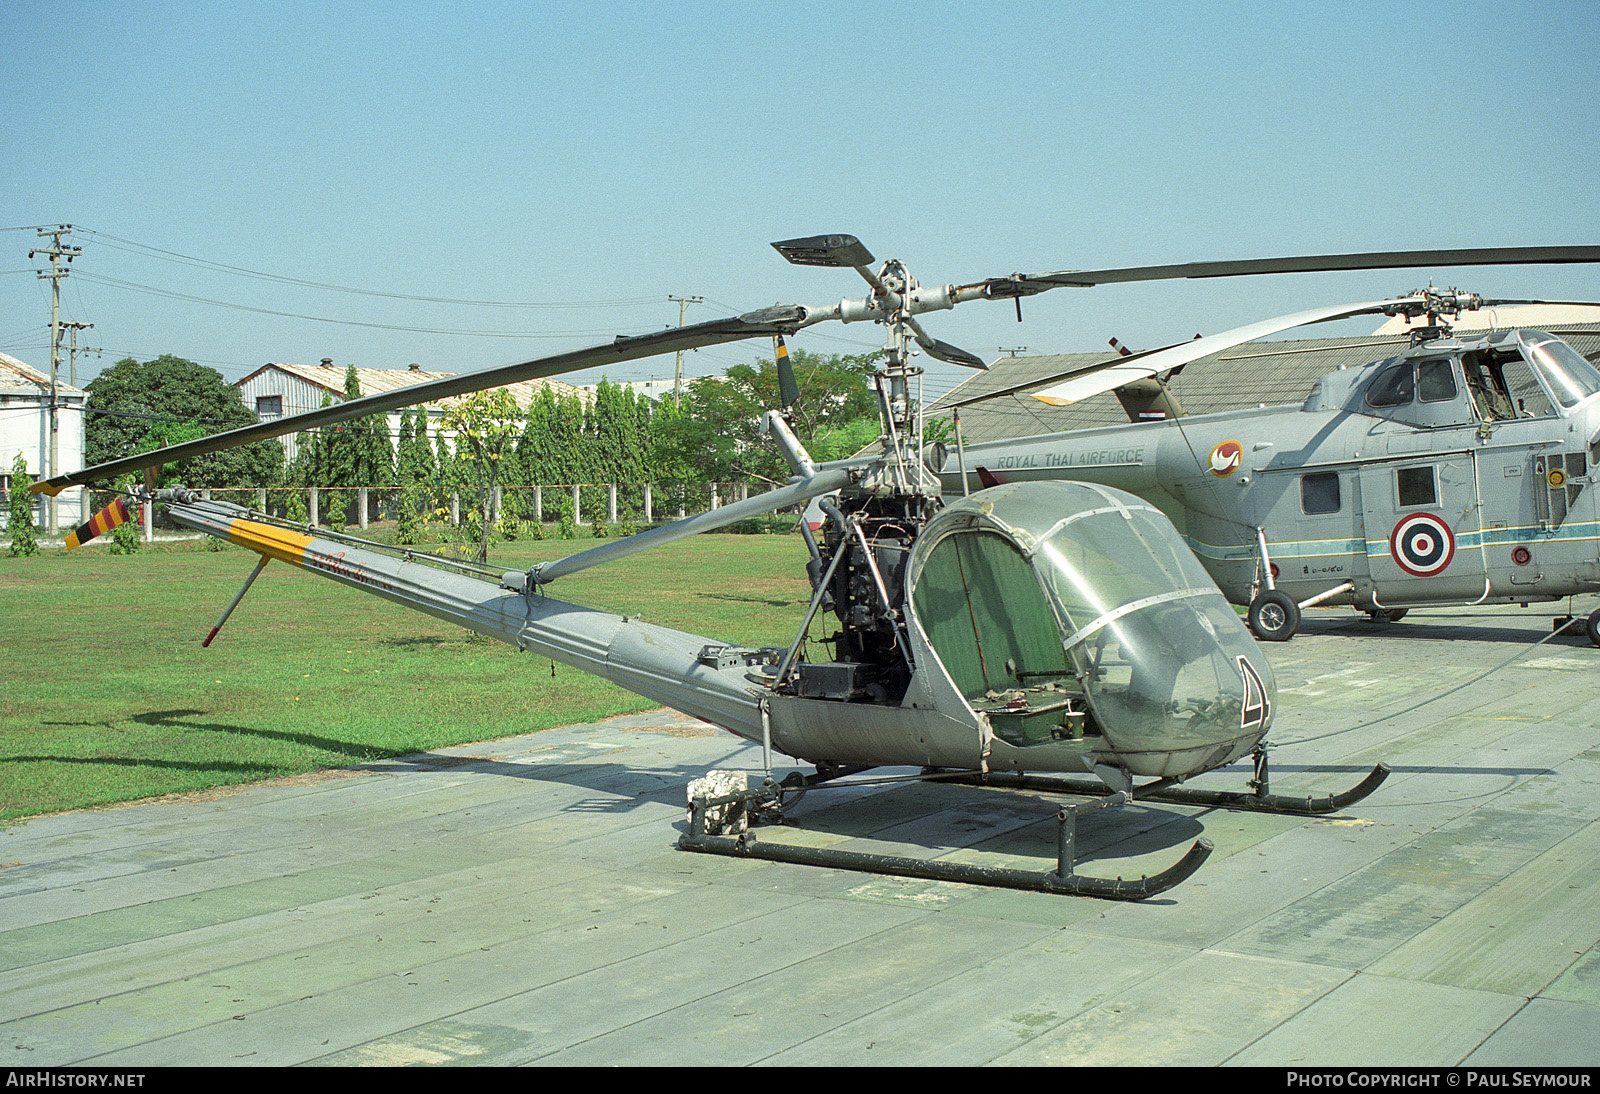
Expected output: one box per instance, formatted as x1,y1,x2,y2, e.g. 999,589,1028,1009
3,603,1600,1066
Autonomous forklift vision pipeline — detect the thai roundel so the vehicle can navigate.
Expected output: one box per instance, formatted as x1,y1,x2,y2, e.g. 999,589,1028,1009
1388,513,1456,578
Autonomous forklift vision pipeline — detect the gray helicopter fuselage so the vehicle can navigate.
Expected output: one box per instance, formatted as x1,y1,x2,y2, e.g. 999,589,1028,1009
946,328,1600,615
162,480,1274,789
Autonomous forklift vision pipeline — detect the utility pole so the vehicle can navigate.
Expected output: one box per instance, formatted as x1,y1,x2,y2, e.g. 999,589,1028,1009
29,225,81,534
64,321,96,387
668,295,702,405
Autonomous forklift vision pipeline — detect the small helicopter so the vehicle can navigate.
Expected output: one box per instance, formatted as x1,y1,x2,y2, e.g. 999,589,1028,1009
41,235,1592,897
933,275,1600,644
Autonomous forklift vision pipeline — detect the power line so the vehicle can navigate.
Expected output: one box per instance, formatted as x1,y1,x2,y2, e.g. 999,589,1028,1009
69,271,666,339
74,227,663,309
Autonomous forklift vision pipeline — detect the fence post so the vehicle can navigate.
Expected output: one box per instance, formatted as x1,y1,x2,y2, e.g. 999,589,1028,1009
534,485,543,523
450,492,460,526
358,486,369,529
643,482,652,524
608,483,617,524
309,486,319,527
257,488,266,513
572,483,580,522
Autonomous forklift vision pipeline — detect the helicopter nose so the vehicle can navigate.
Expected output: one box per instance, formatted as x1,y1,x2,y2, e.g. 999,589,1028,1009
1069,597,1275,779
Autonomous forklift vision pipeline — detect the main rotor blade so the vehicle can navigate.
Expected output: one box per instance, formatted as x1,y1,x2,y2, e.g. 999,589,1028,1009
979,246,1600,298
1027,296,1424,406
530,466,856,586
32,306,808,496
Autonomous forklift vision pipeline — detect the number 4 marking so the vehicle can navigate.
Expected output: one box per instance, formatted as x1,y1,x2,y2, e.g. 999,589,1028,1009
1238,656,1271,731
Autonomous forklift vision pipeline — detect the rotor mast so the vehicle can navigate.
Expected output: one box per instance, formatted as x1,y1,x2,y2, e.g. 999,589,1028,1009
771,235,967,497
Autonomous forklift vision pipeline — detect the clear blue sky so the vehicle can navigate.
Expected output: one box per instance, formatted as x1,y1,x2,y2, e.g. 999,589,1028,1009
5,0,1599,406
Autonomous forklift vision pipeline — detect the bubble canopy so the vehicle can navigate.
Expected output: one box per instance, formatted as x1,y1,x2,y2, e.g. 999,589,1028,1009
906,481,1274,778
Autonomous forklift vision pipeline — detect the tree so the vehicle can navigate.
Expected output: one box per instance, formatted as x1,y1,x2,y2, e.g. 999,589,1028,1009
651,347,882,492
518,386,586,522
7,453,39,557
589,378,647,515
393,407,429,543
439,388,521,564
84,355,282,491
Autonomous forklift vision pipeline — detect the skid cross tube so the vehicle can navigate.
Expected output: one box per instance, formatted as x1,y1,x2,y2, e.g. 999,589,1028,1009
679,784,1212,901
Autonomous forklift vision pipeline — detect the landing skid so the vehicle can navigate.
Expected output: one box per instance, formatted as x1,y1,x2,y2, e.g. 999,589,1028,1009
679,771,1212,901
678,749,1387,900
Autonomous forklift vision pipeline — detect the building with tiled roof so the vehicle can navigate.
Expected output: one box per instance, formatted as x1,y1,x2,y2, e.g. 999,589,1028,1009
234,359,593,461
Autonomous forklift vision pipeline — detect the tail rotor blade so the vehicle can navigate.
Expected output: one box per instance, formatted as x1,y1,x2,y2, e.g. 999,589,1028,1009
65,497,132,550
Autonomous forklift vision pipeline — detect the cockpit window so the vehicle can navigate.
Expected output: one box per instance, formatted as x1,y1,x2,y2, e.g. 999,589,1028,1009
1417,358,1458,403
1501,356,1556,417
1464,351,1533,420
912,530,1068,700
1527,338,1600,408
1365,361,1413,408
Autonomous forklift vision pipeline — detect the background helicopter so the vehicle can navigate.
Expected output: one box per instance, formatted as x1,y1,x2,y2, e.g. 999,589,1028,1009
44,234,1585,896
932,277,1600,644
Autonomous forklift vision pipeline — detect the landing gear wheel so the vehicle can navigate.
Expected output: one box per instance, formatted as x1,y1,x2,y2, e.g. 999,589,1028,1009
1248,590,1300,642
1586,608,1600,649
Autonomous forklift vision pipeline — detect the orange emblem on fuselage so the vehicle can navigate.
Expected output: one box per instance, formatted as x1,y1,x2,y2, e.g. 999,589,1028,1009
1208,440,1243,477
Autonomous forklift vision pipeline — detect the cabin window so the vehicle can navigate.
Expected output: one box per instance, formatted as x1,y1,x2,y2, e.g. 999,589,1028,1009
1366,361,1413,408
256,395,283,417
1397,466,1437,508
1301,472,1341,515
1417,358,1458,403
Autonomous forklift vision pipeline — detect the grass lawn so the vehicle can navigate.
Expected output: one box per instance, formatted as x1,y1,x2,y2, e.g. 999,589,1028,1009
0,528,813,822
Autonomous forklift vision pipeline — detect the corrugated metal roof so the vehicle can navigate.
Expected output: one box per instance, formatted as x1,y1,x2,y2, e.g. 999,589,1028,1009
0,351,86,395
929,323,1600,445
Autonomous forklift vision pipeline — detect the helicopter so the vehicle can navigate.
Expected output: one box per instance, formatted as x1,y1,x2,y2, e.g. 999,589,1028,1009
41,234,1595,898
931,281,1600,645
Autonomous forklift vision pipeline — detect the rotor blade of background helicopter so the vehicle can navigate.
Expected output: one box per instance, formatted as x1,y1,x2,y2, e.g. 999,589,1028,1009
1476,297,1600,308
1028,296,1424,406
974,246,1600,298
30,305,809,496
943,338,1195,409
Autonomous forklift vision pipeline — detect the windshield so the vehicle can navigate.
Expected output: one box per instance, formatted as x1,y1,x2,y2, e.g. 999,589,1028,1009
1032,507,1272,749
1526,336,1600,408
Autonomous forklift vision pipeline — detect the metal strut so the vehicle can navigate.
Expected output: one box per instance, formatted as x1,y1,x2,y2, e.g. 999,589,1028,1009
201,555,269,647
963,750,1391,816
679,782,1212,901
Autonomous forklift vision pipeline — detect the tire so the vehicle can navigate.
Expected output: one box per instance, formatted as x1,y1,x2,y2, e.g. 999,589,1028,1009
1248,590,1301,642
1586,608,1600,649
